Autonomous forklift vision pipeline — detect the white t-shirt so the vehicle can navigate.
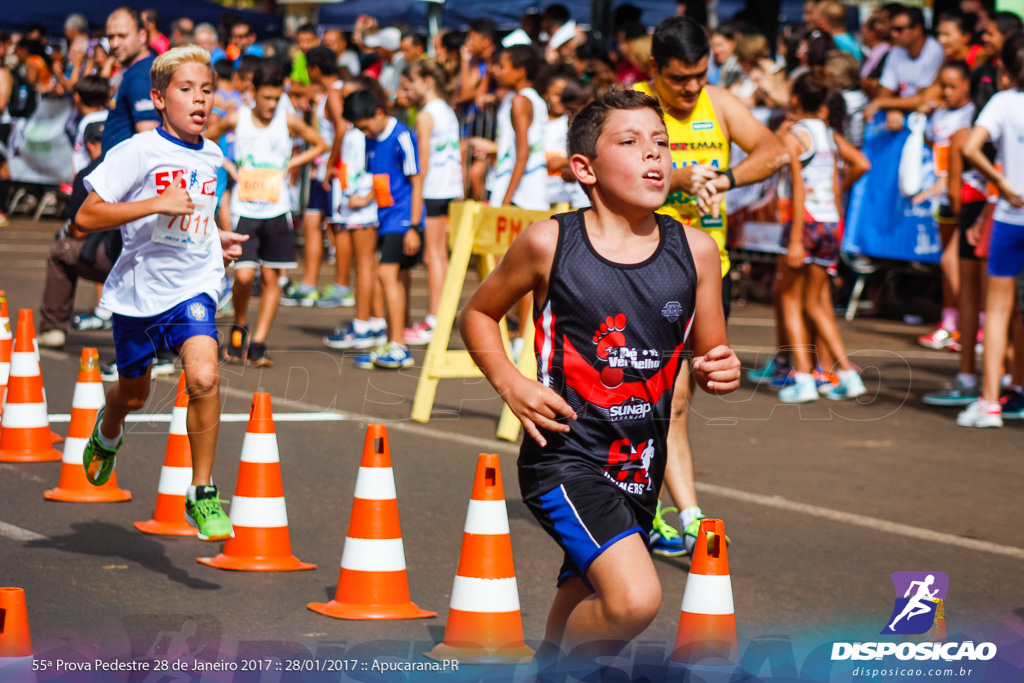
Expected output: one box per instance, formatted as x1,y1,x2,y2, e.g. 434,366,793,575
489,87,550,211
312,81,342,183
879,37,944,98
543,115,589,208
790,118,839,223
927,102,975,205
84,128,224,317
976,89,1024,225
421,98,463,200
230,105,292,220
73,110,108,177
332,124,378,227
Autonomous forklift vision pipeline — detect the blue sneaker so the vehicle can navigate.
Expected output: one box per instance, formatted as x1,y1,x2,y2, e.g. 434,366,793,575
354,344,387,369
769,368,796,390
314,284,356,308
1000,388,1024,419
372,341,415,369
747,356,783,384
323,322,385,350
649,501,687,557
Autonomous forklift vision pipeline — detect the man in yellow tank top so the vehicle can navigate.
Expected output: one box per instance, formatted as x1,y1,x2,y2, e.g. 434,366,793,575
636,17,786,559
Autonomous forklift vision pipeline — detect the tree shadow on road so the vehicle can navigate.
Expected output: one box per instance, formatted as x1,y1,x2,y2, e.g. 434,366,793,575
24,521,221,590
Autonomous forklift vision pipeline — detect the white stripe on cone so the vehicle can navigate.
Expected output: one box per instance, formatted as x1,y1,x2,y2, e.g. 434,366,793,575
229,496,289,528
464,499,511,535
169,406,187,434
71,384,105,409
353,467,397,500
157,466,193,496
239,432,281,464
679,573,735,615
0,364,9,385
450,576,522,613
10,352,39,377
340,537,407,571
1,402,49,428
61,436,88,465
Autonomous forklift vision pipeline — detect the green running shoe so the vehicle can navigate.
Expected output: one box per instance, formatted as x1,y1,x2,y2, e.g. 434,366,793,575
682,513,732,556
649,501,687,557
82,407,122,486
185,486,235,541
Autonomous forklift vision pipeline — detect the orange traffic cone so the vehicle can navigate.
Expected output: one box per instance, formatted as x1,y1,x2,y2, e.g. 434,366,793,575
0,310,61,462
44,348,130,502
308,424,435,620
426,453,533,664
670,518,737,663
135,373,197,535
198,393,314,571
0,292,11,414
0,587,32,657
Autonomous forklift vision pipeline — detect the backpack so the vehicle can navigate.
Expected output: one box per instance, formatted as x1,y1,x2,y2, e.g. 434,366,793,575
8,66,38,119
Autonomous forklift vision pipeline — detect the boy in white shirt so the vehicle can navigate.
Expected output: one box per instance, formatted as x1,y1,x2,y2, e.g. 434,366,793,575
76,46,248,542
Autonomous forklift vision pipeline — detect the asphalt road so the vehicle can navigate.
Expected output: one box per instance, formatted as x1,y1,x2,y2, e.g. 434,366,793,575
0,216,1021,681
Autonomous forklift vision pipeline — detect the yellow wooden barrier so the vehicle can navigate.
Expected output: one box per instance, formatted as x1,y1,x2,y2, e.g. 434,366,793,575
410,200,564,441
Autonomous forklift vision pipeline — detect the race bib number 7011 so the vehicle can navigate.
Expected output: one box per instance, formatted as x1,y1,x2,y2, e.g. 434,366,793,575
151,193,217,251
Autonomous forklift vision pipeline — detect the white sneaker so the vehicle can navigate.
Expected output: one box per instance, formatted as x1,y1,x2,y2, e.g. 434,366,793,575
824,371,867,401
38,329,66,349
779,373,818,403
956,400,1003,428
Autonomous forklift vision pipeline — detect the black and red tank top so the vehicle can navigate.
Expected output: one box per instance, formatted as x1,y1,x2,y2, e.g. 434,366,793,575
518,209,698,512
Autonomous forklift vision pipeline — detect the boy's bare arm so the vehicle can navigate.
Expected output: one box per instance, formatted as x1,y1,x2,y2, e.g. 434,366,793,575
203,110,237,142
502,94,533,206
286,114,329,170
684,226,740,395
458,219,576,445
76,186,194,232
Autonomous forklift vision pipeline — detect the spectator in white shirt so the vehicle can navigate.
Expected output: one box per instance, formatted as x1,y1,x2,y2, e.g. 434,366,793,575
865,6,945,131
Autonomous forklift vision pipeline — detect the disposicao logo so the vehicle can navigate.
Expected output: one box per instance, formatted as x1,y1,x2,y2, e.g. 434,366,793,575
882,571,948,635
831,571,997,663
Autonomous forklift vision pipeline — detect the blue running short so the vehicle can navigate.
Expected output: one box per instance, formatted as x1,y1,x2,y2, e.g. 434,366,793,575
988,221,1024,277
112,294,218,378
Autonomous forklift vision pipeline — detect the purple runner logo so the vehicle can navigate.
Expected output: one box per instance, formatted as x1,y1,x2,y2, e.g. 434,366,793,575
881,571,948,635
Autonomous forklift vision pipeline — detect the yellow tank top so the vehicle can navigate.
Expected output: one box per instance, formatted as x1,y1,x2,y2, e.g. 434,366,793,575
635,82,730,275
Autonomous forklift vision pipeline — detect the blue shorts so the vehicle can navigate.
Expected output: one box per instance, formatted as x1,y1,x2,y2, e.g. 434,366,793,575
988,221,1024,277
305,182,333,216
524,475,651,589
112,294,218,379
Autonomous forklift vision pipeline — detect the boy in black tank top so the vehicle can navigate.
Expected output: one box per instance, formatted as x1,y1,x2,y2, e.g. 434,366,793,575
459,90,740,665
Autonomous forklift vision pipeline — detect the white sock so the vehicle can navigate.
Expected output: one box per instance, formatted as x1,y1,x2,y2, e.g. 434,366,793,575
425,314,437,329
956,373,978,388
838,369,859,382
369,317,387,332
187,485,197,501
97,424,122,450
352,318,370,334
793,372,814,383
680,506,703,530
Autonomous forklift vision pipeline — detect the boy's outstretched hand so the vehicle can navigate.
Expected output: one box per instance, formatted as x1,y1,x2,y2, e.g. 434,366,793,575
692,345,741,395
220,230,250,265
506,375,577,447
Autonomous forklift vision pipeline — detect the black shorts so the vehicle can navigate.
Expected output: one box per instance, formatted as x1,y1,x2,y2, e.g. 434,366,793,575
524,474,653,588
234,214,298,269
936,203,958,226
378,230,424,269
721,268,732,321
959,201,985,262
425,198,453,218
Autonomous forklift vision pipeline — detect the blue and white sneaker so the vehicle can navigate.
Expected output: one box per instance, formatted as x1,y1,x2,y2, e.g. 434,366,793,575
315,284,356,308
747,356,786,384
372,341,415,369
354,344,386,369
323,322,385,350
280,282,319,307
779,373,818,403
649,501,687,557
923,376,980,407
824,372,867,401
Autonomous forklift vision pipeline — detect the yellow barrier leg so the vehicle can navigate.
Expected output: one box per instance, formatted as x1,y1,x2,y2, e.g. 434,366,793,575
411,202,481,423
496,311,535,442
